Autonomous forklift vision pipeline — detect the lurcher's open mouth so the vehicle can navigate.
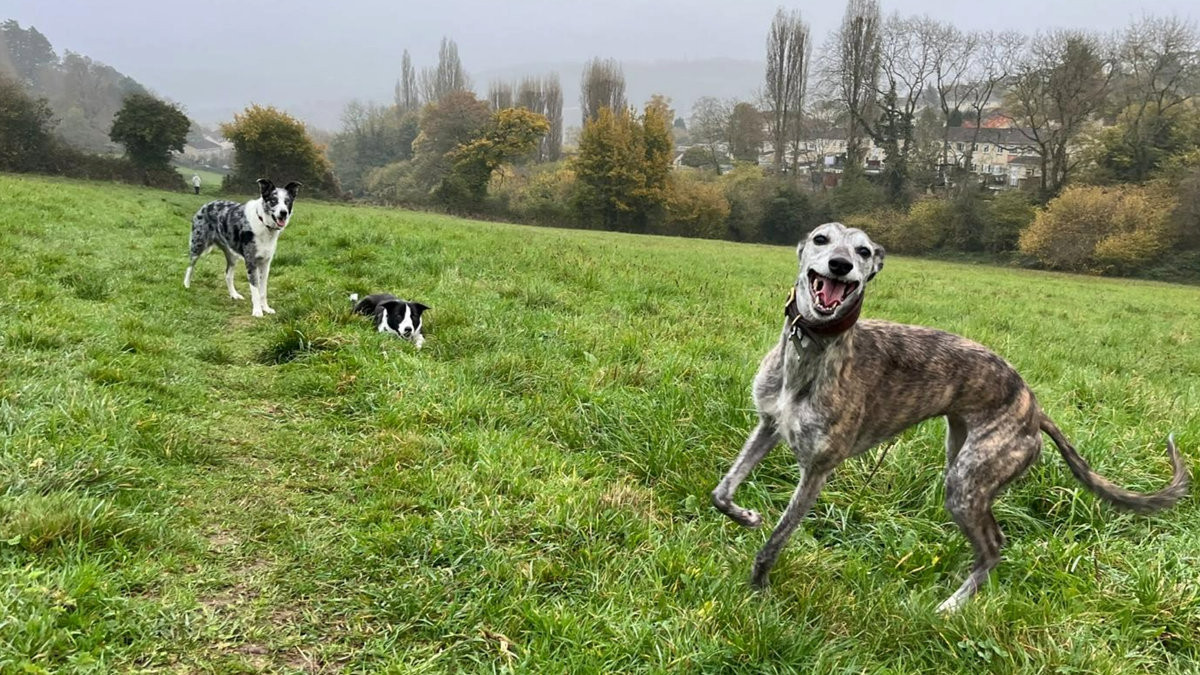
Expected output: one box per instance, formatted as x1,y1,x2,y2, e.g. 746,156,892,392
807,269,858,315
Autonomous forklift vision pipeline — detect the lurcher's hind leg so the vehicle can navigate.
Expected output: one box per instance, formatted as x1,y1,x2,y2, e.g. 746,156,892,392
938,428,1040,613
945,415,968,467
222,248,244,300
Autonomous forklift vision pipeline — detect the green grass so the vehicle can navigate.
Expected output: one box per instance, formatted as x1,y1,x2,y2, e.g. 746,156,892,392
174,165,227,196
1,172,1199,674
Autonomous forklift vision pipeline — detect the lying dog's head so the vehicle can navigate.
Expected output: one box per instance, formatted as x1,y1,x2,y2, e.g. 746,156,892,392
375,298,430,343
793,222,884,325
256,178,302,231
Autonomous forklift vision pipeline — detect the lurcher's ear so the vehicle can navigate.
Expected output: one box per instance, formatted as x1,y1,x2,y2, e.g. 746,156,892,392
868,244,886,281
284,181,302,196
256,178,275,197
411,302,430,313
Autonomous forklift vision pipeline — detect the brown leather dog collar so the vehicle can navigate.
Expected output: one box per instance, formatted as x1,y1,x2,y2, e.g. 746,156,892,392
784,285,862,346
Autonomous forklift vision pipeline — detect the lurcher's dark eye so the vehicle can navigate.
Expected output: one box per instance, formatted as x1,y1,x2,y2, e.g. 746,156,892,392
813,235,829,245
856,246,872,258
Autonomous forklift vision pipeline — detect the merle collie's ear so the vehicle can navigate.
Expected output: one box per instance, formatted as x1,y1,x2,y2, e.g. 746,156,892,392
868,244,886,281
284,181,303,196
411,302,430,313
256,178,275,197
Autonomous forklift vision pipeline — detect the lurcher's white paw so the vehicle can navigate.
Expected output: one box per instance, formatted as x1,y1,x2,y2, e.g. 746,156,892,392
263,306,276,314
936,596,965,614
230,291,244,300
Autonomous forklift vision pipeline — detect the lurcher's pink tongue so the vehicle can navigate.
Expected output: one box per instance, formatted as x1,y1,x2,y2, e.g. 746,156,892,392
817,279,848,306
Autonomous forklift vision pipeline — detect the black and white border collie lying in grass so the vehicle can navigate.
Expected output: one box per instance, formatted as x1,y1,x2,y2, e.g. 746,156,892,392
350,293,430,349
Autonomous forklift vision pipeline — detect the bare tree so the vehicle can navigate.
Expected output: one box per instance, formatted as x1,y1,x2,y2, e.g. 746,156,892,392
859,14,936,202
544,73,564,161
395,49,420,113
580,57,626,124
1003,30,1117,199
959,31,1024,174
1108,16,1200,181
517,76,546,114
418,66,438,106
418,37,472,103
689,96,732,173
488,80,513,111
822,0,881,172
764,8,812,173
928,24,976,186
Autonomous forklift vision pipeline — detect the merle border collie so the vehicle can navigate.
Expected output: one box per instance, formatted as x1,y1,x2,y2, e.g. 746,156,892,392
184,178,301,317
350,293,430,349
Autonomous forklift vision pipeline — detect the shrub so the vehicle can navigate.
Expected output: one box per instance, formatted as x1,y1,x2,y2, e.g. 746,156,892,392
363,160,429,205
843,209,914,253
983,190,1036,253
660,174,730,239
1171,166,1200,249
0,75,55,172
902,199,954,253
500,162,576,227
221,105,340,198
828,171,884,218
760,181,817,245
720,164,768,242
1019,185,1178,273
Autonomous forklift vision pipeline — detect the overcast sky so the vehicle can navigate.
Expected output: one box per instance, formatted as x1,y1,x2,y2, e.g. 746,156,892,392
6,0,1198,128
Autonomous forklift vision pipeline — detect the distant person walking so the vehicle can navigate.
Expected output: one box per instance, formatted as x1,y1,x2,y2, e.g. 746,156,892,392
192,174,202,195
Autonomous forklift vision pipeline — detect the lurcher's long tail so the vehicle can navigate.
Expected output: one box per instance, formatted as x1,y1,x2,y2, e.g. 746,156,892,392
1041,414,1189,513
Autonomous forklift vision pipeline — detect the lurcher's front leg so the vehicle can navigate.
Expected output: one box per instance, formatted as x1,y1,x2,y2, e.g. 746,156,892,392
750,466,830,589
712,421,779,529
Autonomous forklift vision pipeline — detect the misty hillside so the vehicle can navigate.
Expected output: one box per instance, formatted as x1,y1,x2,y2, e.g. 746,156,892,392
0,19,157,154
476,58,764,125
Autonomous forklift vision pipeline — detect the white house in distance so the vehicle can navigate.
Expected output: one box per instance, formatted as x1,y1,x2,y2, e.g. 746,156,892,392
940,126,1043,190
756,125,1043,191
721,103,1050,190
178,134,234,170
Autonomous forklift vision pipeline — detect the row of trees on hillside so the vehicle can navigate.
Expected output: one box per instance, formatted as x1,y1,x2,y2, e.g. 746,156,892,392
0,73,187,189
486,75,564,162
0,20,154,154
2,30,339,200
330,36,572,202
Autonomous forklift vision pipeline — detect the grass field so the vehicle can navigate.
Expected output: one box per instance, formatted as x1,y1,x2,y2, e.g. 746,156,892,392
2,173,1200,674
173,166,227,196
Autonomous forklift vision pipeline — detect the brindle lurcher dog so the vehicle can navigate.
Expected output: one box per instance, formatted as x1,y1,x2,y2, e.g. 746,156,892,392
712,222,1188,612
